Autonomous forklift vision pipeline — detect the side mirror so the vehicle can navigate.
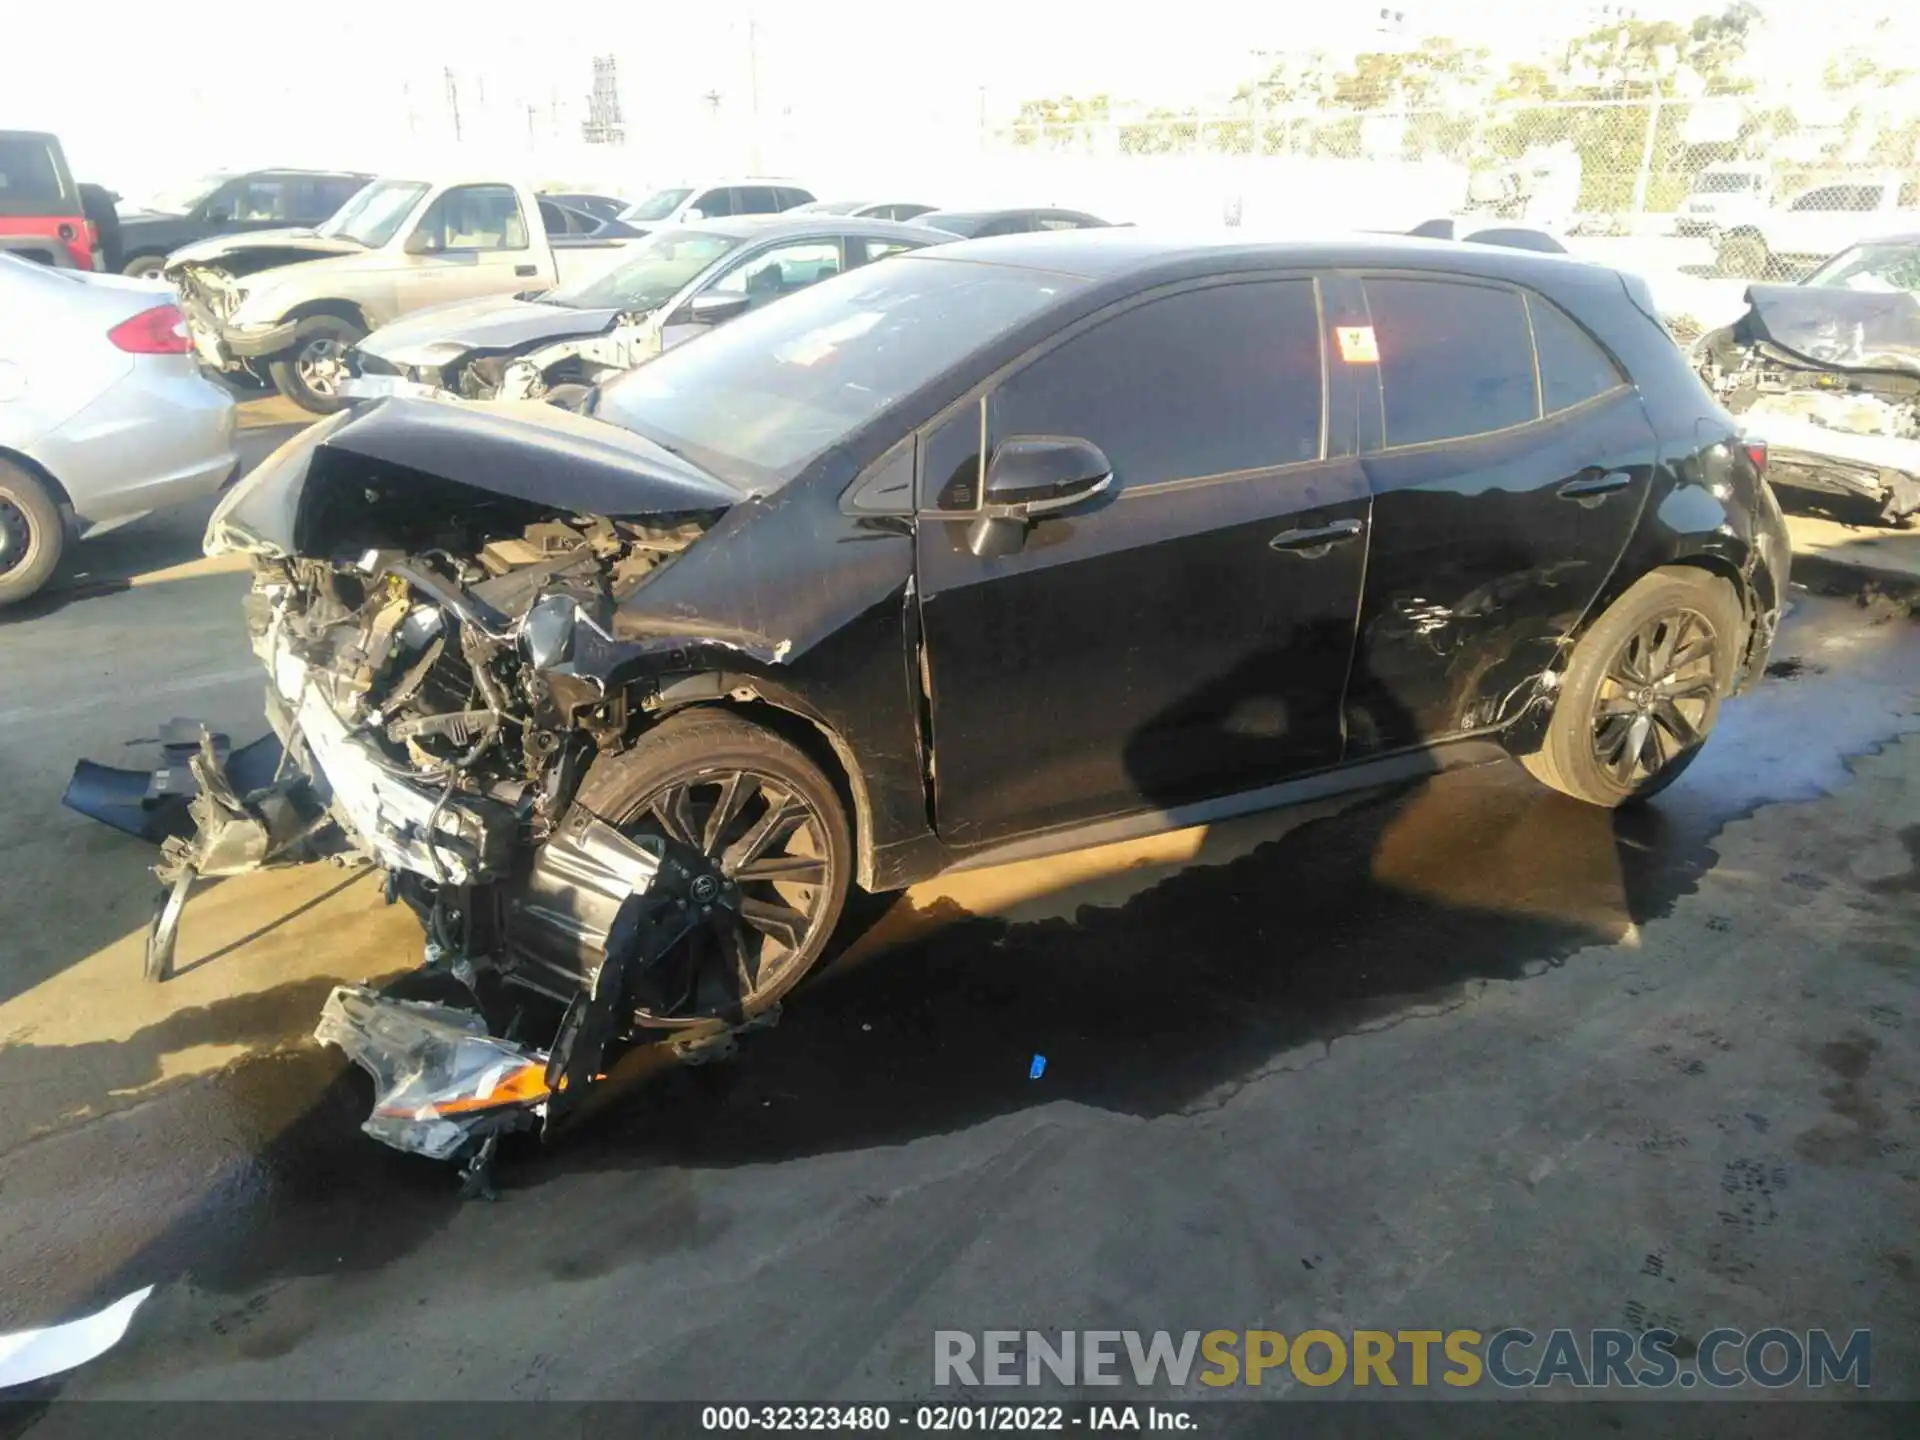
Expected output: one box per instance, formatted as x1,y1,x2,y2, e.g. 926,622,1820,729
683,207,705,222
680,290,752,326
982,437,1113,518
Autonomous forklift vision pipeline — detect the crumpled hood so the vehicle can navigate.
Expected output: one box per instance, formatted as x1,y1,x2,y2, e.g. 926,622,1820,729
165,228,362,272
205,397,740,558
359,296,622,367
1740,282,1920,375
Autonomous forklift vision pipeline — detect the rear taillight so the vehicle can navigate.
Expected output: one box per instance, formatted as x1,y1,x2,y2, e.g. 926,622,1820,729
108,304,192,355
1743,439,1768,477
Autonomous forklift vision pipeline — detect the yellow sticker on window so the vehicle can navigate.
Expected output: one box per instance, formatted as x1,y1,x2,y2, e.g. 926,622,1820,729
1336,326,1379,363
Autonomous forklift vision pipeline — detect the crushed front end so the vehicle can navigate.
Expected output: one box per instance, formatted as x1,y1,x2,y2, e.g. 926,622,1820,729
1696,283,1920,525
65,398,754,1177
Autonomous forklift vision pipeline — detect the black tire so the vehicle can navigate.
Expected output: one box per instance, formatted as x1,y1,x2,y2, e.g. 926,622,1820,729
268,315,365,414
570,708,853,1025
1714,233,1769,279
0,459,67,606
1521,568,1744,807
121,254,168,280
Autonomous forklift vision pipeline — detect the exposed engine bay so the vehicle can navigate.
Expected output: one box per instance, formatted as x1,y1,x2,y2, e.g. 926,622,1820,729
349,311,662,403
1695,283,1920,525
60,399,784,1189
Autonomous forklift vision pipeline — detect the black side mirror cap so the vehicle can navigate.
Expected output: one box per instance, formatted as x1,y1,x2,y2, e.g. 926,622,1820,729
982,436,1113,519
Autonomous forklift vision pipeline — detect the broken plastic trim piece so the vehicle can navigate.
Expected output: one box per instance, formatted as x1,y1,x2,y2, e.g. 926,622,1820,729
315,985,550,1161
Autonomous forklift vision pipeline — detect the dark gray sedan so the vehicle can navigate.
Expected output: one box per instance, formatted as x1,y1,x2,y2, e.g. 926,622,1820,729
340,215,939,403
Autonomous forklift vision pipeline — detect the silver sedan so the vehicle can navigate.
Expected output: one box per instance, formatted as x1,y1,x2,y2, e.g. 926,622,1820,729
0,254,237,604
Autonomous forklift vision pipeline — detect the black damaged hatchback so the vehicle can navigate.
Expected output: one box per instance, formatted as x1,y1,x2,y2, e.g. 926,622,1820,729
69,230,1790,1178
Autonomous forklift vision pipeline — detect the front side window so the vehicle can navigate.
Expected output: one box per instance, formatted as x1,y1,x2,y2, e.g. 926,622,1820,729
854,237,923,266
226,178,290,221
706,240,844,309
736,186,780,214
691,187,734,218
1365,277,1537,447
981,279,1325,499
412,184,528,252
590,254,1082,492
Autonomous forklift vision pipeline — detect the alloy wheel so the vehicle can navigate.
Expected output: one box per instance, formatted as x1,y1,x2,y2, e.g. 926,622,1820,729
1590,607,1719,789
624,766,835,1020
295,337,347,398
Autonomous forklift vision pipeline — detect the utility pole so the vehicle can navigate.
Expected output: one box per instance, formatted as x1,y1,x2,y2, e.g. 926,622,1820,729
747,12,764,172
1630,79,1663,217
445,67,462,143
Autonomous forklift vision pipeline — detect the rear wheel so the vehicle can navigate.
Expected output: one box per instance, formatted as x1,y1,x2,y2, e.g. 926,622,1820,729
0,459,66,607
569,709,853,1027
268,315,365,414
1521,568,1744,807
121,254,168,281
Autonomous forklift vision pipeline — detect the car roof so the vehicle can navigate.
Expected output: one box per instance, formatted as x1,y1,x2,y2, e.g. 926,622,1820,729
671,215,938,242
905,228,1610,288
918,207,1092,223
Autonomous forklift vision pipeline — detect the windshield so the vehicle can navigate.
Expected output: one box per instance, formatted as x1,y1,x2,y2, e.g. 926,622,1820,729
548,228,739,310
319,179,430,246
134,174,228,215
591,255,1082,491
1805,242,1920,293
621,187,694,222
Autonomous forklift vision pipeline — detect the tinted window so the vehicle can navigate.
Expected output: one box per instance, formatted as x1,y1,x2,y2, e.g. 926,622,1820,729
980,215,1030,236
692,187,733,218
414,184,528,251
1366,277,1537,446
736,186,780,214
774,188,813,210
986,280,1323,495
0,133,74,214
1529,296,1625,413
224,178,290,221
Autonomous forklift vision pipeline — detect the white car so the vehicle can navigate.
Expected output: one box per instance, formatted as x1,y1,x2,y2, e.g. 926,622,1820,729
615,178,814,233
0,255,237,604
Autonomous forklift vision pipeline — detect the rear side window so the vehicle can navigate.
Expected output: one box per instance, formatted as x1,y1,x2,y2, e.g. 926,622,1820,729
774,187,813,210
986,279,1324,493
1365,277,1536,447
735,186,779,214
0,133,76,214
1529,296,1626,413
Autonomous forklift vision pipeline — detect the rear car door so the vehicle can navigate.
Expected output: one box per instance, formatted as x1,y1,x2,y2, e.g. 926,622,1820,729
1343,272,1655,753
401,183,543,308
915,275,1372,845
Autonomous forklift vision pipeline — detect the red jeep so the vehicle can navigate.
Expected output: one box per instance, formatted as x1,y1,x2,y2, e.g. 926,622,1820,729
0,130,97,270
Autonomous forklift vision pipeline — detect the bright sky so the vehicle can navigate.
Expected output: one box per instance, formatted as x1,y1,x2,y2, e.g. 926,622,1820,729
1,0,1906,197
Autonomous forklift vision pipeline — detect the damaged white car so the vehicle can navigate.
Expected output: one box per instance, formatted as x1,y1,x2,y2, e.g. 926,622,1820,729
338,215,936,405
1694,233,1920,525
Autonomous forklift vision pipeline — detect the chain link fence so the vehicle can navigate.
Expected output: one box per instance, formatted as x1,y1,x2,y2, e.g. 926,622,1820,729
989,88,1920,237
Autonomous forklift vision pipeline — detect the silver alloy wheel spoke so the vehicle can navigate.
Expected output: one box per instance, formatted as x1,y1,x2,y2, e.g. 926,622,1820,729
739,896,808,951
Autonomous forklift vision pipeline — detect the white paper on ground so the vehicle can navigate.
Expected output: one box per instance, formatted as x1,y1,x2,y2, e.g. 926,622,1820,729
0,1286,155,1389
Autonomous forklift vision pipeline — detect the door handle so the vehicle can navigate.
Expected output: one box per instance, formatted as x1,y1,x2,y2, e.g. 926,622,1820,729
1269,518,1365,554
515,263,539,277
1557,469,1633,500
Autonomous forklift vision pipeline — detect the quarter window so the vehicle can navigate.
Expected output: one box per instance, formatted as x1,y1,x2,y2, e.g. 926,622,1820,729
1529,296,1626,413
983,279,1324,496
1365,277,1536,446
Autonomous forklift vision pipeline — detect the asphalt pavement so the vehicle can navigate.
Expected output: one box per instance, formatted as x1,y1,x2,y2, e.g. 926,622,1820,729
0,403,1916,1412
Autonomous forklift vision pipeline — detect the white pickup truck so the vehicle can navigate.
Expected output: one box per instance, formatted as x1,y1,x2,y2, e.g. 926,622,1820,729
165,175,634,412
1712,172,1920,279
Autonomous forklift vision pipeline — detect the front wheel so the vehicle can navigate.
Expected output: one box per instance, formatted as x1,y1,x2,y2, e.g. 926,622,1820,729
1521,568,1744,807
268,315,365,414
1713,233,1769,279
568,709,853,1027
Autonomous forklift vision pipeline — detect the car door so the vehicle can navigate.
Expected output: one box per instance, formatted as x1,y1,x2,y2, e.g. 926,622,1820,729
914,275,1372,846
400,183,542,309
1342,272,1656,754
657,236,846,351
